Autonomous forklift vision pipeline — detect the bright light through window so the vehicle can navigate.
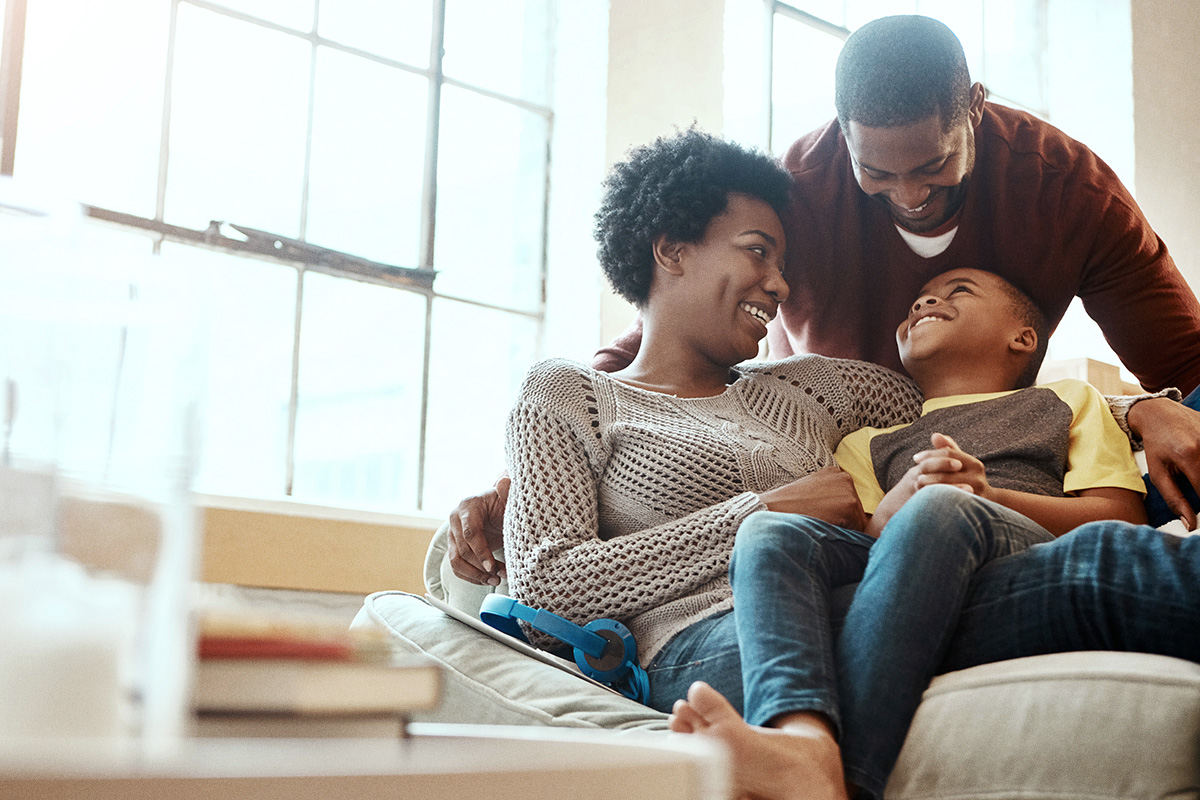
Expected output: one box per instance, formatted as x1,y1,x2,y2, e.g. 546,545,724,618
3,0,603,516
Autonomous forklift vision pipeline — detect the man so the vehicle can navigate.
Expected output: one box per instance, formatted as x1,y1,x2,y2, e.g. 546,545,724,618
449,14,1200,584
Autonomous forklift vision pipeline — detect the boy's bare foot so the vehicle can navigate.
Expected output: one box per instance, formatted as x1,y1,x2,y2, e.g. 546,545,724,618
668,681,849,800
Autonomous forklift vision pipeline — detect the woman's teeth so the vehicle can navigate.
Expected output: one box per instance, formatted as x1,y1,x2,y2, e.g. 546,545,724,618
740,303,770,325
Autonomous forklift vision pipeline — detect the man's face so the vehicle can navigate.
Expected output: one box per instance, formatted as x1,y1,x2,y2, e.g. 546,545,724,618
844,114,976,234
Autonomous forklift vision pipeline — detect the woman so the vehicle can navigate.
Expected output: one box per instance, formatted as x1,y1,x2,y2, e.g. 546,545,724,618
502,128,921,798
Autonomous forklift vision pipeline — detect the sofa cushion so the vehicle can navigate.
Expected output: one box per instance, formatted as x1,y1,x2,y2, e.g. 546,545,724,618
886,651,1200,800
353,590,668,731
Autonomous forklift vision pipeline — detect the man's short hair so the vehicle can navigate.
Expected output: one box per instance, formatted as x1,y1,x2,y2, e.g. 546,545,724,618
835,15,971,132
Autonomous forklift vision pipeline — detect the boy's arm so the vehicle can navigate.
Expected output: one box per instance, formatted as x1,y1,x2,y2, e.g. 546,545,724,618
896,433,1147,537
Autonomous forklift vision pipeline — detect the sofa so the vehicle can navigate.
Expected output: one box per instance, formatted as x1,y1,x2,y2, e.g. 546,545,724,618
352,524,1200,799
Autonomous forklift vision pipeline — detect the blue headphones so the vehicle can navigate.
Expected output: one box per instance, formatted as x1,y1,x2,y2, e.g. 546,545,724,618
479,594,650,704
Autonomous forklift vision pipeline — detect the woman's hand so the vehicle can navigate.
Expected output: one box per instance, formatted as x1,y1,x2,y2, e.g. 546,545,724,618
446,476,510,585
758,466,867,531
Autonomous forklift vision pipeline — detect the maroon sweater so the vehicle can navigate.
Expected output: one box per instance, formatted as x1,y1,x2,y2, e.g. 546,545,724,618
597,104,1200,394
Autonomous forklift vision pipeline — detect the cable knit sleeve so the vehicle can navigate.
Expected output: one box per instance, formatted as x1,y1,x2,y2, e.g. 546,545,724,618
503,359,763,634
826,358,923,433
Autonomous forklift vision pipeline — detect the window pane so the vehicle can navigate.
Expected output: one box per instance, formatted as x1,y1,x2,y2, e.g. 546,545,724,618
423,299,539,514
203,0,314,32
167,244,297,498
293,273,426,511
771,15,842,152
435,87,548,310
15,0,168,215
845,1,916,31
917,0,984,81
981,0,1045,113
786,1,845,27
443,0,551,103
319,0,431,67
305,47,428,267
165,5,310,234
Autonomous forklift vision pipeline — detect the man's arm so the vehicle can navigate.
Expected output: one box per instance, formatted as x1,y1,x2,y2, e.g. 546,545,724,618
590,314,642,372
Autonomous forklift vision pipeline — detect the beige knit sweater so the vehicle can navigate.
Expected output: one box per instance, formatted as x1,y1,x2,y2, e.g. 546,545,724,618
502,354,924,665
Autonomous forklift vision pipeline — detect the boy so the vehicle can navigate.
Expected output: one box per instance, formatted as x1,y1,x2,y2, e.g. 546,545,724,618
835,266,1149,537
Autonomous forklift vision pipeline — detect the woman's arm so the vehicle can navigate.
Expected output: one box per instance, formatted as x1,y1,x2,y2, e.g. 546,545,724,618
502,363,762,629
827,358,924,434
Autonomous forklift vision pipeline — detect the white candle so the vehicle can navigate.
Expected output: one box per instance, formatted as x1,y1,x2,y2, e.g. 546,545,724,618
0,554,136,745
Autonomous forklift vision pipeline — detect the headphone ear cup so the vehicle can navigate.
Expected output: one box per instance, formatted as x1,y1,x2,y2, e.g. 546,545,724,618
574,618,638,683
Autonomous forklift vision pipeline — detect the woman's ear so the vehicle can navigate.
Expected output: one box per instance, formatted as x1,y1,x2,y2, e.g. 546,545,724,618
653,234,685,276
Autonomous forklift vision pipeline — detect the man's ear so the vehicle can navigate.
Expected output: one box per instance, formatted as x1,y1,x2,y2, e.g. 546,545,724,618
968,82,986,128
1009,326,1038,355
653,234,685,276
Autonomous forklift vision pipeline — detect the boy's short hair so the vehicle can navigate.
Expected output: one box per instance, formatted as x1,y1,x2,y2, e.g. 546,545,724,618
835,15,972,133
593,128,792,306
997,279,1049,388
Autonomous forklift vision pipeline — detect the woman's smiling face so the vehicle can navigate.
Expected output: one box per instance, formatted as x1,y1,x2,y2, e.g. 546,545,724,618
674,192,789,366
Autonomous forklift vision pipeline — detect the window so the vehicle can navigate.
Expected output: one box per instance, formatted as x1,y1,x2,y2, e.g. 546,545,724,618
2,0,605,514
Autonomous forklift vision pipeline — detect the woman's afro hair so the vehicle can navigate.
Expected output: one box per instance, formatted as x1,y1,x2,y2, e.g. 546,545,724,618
593,128,792,306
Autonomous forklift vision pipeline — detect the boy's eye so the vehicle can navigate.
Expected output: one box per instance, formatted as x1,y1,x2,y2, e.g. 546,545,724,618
949,285,971,295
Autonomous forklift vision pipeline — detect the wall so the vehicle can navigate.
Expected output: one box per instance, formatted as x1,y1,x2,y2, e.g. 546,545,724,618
1131,0,1200,291
600,0,728,345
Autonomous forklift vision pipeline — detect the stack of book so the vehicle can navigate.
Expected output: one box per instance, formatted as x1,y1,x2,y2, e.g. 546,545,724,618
190,611,441,739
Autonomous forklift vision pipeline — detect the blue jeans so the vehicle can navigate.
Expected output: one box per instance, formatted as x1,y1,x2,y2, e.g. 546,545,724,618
647,487,1046,730
1142,384,1200,525
838,488,1200,799
651,486,1200,799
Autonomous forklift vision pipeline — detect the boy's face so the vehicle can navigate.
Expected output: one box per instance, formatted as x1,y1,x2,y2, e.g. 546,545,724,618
896,268,1028,373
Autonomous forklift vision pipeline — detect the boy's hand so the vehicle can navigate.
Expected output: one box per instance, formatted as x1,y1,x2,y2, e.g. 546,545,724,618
868,433,988,537
911,433,992,498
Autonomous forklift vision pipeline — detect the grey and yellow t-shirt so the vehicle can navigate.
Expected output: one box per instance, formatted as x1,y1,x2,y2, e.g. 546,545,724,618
834,379,1146,514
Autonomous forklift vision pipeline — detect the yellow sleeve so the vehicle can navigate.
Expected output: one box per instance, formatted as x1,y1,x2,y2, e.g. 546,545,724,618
834,428,887,514
1051,380,1147,496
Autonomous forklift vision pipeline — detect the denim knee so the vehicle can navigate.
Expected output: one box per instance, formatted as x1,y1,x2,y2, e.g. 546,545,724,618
881,485,981,544
892,484,978,521
733,510,823,567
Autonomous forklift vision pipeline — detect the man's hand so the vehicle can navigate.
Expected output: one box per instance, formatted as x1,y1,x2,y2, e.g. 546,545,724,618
757,466,868,531
446,476,510,585
1128,397,1200,530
